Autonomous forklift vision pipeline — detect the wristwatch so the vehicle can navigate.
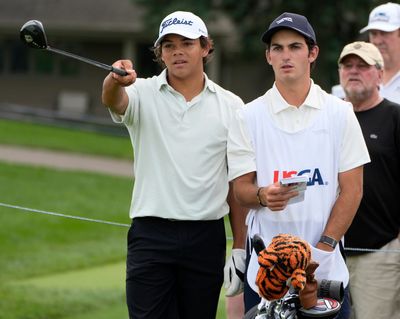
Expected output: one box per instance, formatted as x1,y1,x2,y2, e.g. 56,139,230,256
256,187,267,207
319,235,338,249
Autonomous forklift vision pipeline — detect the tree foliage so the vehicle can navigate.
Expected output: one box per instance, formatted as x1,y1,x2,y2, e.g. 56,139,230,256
132,0,385,88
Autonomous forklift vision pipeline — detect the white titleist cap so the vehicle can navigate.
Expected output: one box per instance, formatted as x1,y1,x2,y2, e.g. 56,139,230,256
154,11,208,47
360,2,400,33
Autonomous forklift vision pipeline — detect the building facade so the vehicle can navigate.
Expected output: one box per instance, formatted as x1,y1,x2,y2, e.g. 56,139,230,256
0,0,270,121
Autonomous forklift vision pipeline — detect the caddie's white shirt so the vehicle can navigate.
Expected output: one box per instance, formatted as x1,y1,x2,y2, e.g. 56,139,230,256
228,81,370,292
229,81,369,181
380,70,400,103
110,69,244,220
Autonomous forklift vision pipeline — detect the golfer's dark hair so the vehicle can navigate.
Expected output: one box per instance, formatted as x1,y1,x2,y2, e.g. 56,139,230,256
152,36,214,68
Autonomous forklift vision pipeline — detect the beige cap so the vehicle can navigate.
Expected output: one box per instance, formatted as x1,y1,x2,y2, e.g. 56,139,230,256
338,41,384,68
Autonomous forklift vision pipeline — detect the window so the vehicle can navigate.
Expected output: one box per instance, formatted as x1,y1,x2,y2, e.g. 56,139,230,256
10,41,29,73
0,42,4,72
59,57,80,76
34,50,54,74
57,44,81,76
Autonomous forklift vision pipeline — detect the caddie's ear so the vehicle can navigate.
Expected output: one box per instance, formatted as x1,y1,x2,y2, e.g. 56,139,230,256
266,49,272,65
308,45,319,63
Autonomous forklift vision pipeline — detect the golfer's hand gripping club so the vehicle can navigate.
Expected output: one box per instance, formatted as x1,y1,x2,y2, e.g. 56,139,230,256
111,66,129,76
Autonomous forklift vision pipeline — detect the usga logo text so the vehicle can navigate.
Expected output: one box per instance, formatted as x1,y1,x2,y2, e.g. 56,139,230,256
273,169,326,186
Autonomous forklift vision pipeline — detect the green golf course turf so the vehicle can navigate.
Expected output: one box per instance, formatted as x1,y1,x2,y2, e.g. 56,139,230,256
9,261,227,319
0,119,230,318
15,261,126,290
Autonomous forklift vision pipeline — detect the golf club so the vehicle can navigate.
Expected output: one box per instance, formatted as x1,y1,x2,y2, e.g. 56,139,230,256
20,20,128,76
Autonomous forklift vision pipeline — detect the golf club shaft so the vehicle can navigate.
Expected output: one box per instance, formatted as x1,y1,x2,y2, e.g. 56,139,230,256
47,46,128,76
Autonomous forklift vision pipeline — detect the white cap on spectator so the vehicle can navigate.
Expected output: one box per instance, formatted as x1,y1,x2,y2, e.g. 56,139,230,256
360,2,400,33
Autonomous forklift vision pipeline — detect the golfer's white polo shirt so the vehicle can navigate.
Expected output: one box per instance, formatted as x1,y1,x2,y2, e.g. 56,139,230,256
110,69,244,220
228,81,368,181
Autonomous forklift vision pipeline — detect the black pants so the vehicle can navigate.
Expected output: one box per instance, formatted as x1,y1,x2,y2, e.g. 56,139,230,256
126,217,226,319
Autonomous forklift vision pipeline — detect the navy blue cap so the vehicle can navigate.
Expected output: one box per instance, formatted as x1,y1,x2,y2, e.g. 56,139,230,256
261,12,316,44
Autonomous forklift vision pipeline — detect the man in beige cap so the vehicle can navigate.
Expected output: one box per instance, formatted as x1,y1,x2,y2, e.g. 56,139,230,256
338,41,400,319
332,3,400,101
360,2,400,103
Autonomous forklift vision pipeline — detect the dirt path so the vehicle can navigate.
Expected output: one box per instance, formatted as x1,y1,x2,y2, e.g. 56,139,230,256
0,144,133,178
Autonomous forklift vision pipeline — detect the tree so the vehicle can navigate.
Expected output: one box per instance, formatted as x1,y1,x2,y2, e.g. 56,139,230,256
132,0,382,90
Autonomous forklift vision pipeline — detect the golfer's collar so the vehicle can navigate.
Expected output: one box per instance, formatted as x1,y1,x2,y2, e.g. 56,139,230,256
271,80,321,114
204,73,217,93
157,70,216,93
157,69,168,89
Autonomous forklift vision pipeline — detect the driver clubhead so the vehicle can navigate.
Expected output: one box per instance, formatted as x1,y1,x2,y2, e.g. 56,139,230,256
20,20,48,49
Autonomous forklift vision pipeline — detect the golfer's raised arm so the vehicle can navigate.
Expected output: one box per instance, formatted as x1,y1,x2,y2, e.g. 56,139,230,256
102,59,136,115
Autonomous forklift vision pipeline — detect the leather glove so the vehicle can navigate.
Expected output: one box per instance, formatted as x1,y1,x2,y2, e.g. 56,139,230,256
224,248,246,296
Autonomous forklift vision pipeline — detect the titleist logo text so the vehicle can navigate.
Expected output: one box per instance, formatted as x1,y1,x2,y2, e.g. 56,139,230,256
161,18,193,33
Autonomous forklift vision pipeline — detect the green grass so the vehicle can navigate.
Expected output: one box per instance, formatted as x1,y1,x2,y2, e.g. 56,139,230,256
64,303,128,319
1,284,125,319
0,119,132,159
0,162,132,319
0,119,232,319
5,262,128,319
0,162,132,282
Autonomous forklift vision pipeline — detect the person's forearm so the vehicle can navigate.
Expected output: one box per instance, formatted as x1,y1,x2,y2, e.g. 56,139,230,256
102,60,135,114
233,172,298,211
234,183,260,209
227,183,248,249
228,209,247,249
318,166,363,250
236,185,260,209
323,187,362,239
233,173,261,209
102,73,128,115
